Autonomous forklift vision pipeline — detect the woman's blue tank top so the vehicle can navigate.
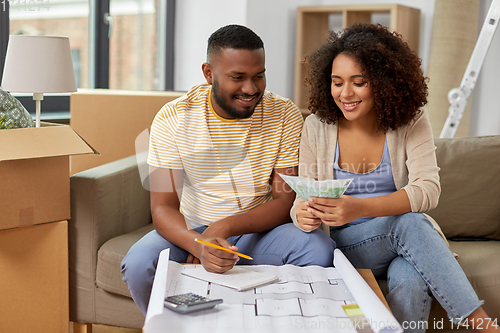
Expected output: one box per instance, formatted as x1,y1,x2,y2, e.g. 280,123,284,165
333,138,397,225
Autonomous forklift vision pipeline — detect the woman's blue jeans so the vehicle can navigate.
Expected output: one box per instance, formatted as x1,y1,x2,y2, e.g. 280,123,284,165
121,222,335,315
330,213,482,333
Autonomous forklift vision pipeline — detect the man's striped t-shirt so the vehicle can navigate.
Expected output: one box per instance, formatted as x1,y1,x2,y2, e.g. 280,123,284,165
148,83,303,227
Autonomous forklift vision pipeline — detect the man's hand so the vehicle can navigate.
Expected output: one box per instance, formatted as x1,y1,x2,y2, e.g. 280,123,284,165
186,254,200,264
305,195,363,226
194,237,239,273
296,200,322,231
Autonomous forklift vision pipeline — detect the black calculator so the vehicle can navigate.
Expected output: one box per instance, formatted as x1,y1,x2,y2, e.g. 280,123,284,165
164,293,223,314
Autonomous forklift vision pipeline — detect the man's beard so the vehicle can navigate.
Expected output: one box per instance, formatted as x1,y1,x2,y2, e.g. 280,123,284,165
212,79,261,119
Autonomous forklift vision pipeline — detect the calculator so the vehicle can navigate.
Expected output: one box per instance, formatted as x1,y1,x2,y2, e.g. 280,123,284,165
164,293,223,314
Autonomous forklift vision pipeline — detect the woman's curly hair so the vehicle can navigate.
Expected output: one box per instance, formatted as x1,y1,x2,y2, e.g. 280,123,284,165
304,23,428,131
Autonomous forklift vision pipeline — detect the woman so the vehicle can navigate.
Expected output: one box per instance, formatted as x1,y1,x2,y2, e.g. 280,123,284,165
291,23,498,332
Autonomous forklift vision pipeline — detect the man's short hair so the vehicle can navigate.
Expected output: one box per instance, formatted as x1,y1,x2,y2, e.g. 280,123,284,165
207,24,264,60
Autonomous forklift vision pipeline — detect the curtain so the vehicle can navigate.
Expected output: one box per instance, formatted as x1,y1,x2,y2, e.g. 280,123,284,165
426,0,480,138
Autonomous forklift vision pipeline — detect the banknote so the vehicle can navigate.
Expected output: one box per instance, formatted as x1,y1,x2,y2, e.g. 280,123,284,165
279,174,353,201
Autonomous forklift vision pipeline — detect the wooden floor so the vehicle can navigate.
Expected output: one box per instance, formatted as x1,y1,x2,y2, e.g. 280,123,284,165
70,322,141,333
92,325,141,333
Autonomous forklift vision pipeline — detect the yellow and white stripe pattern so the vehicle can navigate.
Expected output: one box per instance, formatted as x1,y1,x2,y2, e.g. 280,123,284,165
148,84,303,226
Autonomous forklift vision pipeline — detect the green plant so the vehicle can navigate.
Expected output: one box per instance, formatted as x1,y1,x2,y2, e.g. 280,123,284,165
0,114,16,129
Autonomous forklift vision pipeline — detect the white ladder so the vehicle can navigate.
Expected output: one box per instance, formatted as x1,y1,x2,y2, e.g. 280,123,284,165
440,0,500,138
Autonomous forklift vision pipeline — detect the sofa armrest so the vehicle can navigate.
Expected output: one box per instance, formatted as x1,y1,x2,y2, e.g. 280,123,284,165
69,153,151,322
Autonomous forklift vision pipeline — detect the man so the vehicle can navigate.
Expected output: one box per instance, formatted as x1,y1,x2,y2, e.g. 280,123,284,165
121,24,335,315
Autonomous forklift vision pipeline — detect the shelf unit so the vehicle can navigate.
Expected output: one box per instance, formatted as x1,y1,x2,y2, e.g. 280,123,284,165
294,4,420,114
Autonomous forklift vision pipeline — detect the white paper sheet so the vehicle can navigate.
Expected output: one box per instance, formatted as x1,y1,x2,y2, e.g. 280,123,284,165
181,266,279,291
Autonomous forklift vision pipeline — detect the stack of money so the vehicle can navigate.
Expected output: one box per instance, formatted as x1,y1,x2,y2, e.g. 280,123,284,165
279,174,353,201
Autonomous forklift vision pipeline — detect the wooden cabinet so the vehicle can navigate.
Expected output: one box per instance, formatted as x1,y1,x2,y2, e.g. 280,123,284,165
294,4,420,114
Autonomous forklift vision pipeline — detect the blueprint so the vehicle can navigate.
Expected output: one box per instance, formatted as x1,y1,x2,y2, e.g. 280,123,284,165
144,249,402,333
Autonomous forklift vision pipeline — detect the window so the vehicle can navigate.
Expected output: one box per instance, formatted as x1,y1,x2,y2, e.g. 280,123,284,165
0,0,174,122
109,0,158,90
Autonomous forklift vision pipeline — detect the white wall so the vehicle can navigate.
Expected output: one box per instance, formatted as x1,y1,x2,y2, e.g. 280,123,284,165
470,0,500,136
245,0,322,98
174,0,247,91
174,0,500,136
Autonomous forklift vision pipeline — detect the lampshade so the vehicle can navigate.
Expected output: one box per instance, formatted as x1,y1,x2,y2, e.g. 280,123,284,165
1,35,77,93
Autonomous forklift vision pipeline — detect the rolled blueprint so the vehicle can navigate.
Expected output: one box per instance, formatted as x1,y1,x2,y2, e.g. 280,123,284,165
334,249,403,333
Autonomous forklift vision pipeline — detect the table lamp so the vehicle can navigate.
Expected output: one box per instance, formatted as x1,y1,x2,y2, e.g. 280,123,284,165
1,35,77,127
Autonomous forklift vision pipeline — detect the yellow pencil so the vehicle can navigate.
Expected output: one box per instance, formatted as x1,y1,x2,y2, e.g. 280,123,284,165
194,238,253,260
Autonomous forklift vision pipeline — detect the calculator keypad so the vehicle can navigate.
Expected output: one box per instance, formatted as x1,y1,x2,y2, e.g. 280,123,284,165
164,292,222,314
166,293,207,305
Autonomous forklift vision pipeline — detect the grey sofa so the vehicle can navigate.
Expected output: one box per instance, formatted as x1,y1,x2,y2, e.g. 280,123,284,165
69,154,151,329
69,136,500,330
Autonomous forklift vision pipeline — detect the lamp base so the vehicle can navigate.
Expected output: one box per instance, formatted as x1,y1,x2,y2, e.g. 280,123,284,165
33,93,44,128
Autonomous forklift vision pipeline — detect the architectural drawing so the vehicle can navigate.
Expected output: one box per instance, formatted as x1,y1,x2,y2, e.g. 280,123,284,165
144,249,402,333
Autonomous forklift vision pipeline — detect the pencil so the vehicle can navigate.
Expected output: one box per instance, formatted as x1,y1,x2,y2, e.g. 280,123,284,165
194,238,253,260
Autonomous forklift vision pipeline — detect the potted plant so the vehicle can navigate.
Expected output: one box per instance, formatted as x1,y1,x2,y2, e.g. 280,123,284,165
0,114,16,129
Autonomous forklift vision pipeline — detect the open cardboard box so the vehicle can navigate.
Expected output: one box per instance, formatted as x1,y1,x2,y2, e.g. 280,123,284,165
0,122,96,332
0,122,97,231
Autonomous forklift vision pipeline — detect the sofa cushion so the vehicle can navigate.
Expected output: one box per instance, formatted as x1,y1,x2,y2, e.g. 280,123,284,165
428,136,500,240
96,223,154,298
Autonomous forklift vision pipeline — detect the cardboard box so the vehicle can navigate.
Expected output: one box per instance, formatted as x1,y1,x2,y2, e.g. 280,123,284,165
0,220,69,333
70,89,184,175
0,123,96,230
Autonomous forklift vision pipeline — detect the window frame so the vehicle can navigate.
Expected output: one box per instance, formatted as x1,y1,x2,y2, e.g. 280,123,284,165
93,0,110,89
0,1,10,83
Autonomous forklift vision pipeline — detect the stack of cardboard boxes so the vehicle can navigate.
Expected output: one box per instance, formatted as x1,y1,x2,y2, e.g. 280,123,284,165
0,123,95,332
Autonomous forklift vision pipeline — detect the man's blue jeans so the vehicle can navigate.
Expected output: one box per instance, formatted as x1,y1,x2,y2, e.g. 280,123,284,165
121,222,335,315
330,212,483,333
